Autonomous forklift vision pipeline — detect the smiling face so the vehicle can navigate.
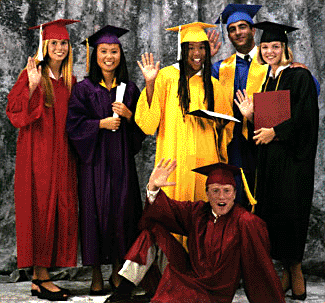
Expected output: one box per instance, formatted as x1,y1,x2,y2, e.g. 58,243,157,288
228,20,255,54
47,39,69,63
97,43,121,75
260,41,283,70
206,183,236,216
187,41,206,75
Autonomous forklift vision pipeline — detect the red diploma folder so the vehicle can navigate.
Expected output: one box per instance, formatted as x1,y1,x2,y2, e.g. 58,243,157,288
253,90,291,130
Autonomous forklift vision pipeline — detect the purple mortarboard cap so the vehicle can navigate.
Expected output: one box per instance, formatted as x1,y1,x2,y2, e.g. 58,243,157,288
215,4,262,28
81,25,129,47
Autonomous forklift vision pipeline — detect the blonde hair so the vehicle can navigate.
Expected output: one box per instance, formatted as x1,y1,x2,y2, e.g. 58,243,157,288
257,42,293,66
26,39,73,107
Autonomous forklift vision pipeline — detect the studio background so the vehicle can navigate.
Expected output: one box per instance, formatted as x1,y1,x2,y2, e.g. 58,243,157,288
0,0,324,279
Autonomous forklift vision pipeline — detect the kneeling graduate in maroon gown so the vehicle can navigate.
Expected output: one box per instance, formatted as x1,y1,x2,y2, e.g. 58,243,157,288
105,159,285,303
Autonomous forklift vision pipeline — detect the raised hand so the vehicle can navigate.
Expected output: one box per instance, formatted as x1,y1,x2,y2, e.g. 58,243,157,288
207,30,221,57
148,158,177,191
137,52,160,84
26,57,42,95
234,89,254,122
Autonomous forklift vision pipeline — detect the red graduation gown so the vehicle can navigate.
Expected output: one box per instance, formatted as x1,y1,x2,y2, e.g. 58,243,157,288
126,190,285,303
6,70,78,268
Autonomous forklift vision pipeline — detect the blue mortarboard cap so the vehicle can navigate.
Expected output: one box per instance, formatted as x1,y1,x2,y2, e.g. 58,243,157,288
215,4,262,28
81,25,129,47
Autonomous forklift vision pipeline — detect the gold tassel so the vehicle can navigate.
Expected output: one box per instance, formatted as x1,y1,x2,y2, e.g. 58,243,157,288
86,38,90,74
240,168,257,213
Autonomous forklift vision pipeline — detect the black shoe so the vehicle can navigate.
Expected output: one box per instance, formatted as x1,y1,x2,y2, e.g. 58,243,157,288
104,291,133,303
33,279,68,301
292,278,307,301
89,288,107,296
32,279,71,296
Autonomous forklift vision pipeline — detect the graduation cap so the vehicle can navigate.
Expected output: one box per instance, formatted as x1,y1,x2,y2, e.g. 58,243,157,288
192,162,257,212
29,19,79,61
215,4,261,43
253,21,298,59
166,22,216,61
81,25,129,73
215,4,262,28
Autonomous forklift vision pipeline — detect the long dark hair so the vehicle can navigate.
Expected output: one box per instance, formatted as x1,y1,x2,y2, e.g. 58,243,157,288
88,44,129,85
178,41,214,117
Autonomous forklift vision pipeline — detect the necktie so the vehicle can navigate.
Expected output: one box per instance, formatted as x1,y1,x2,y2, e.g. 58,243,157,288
244,54,251,62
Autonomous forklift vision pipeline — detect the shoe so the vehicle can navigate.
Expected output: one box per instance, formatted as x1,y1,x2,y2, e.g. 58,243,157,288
89,288,107,296
292,278,307,301
33,279,68,301
32,279,71,296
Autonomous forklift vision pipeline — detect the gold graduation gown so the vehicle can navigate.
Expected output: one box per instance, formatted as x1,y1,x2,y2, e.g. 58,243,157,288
135,64,233,203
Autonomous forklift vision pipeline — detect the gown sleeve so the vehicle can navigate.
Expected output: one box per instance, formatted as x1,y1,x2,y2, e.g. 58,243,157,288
211,59,223,80
139,190,194,236
6,70,44,128
66,82,101,164
134,70,167,135
273,68,319,161
124,82,146,155
239,213,286,303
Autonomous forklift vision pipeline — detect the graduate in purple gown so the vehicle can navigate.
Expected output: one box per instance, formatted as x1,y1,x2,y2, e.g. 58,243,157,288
66,25,145,294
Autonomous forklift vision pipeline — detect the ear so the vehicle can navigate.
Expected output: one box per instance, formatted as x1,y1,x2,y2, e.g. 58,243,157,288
252,27,256,37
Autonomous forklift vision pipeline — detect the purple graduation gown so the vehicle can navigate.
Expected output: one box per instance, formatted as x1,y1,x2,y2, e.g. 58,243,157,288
66,78,145,265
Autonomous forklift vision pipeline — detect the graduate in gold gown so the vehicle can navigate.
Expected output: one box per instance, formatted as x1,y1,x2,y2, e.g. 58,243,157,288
135,24,233,242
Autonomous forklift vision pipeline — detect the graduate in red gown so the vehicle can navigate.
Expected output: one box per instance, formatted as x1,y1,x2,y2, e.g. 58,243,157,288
66,25,145,295
105,160,285,303
6,19,79,301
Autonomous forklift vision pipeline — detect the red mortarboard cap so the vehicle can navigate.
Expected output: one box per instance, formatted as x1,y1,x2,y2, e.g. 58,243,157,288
81,25,129,47
29,19,79,40
192,162,240,187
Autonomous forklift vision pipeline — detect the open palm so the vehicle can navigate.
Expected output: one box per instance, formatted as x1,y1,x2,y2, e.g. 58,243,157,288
234,89,254,122
26,57,42,89
148,159,176,191
137,52,160,83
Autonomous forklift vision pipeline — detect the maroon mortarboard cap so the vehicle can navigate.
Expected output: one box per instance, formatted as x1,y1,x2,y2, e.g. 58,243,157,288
192,162,240,187
81,25,129,47
29,19,80,40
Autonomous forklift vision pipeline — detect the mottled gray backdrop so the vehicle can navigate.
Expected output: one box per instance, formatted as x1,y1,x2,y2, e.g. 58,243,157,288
0,0,324,277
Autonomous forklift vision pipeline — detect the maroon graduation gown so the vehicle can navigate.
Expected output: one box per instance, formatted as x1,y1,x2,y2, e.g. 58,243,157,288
6,70,78,268
125,190,285,303
66,78,145,265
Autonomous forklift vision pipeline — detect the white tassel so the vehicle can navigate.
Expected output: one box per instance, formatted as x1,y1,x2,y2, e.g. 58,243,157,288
37,24,43,61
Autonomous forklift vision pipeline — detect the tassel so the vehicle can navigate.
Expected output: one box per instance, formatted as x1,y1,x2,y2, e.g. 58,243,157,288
177,25,181,61
37,24,43,61
86,38,90,74
240,168,257,213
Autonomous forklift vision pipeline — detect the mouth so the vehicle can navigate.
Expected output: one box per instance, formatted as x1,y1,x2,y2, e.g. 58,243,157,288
104,62,114,66
217,202,226,207
55,52,65,56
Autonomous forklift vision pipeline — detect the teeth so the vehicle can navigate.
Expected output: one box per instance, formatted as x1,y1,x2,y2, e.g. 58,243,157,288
194,59,200,62
104,62,113,65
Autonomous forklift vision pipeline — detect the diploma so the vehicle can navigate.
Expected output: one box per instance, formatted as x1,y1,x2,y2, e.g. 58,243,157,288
112,82,126,132
187,109,240,123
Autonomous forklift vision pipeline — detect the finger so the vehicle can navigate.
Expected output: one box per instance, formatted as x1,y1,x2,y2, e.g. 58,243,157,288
145,52,150,65
243,89,249,99
236,90,245,102
156,158,165,168
164,182,176,187
155,61,160,71
163,158,171,168
137,60,144,71
234,99,241,108
149,53,154,66
141,54,146,67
